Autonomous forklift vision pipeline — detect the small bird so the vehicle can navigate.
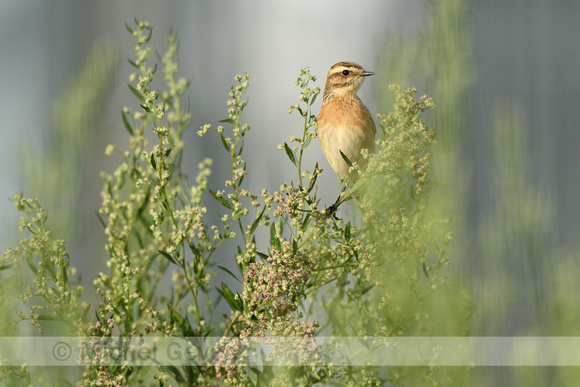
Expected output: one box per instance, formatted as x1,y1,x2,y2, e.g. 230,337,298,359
317,61,376,181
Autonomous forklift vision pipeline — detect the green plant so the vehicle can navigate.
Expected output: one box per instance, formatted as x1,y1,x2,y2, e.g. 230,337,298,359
1,20,465,386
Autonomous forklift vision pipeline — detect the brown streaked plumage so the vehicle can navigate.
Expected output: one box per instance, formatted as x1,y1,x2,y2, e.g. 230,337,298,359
317,61,376,180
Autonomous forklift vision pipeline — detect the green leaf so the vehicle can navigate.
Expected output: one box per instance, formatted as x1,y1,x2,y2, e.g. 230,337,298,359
127,57,139,69
349,178,366,195
121,109,134,135
210,190,233,210
303,135,313,148
128,83,145,103
157,249,178,266
37,315,59,321
61,255,69,284
0,263,12,271
360,284,374,296
310,92,318,106
410,184,419,202
238,164,246,187
150,153,157,171
221,282,243,312
81,303,91,321
263,303,273,319
188,241,199,257
284,143,296,166
140,103,152,113
163,365,185,384
250,367,270,385
219,118,236,126
307,162,319,193
248,205,266,236
95,210,107,229
218,265,242,284
422,262,429,279
142,27,153,44
256,250,268,259
270,223,281,251
300,213,310,232
345,222,351,242
25,257,38,276
220,133,230,152
340,150,353,167
124,22,135,35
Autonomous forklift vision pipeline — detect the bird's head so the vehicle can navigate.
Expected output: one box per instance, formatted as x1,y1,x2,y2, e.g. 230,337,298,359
322,61,374,102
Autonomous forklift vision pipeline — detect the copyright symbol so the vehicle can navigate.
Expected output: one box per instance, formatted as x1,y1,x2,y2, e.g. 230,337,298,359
52,341,72,361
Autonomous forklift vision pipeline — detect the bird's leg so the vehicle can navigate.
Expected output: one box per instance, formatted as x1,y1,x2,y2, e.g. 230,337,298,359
326,176,347,218
326,193,343,219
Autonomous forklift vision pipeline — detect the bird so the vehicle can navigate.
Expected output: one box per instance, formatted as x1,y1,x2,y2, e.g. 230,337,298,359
317,61,376,182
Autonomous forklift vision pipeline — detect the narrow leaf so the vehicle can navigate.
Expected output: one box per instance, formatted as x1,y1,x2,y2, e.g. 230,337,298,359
307,162,319,193
157,249,178,266
150,153,157,171
127,57,139,69
95,210,107,229
270,223,281,251
25,257,38,276
219,118,236,126
349,178,366,195
0,263,12,271
300,213,311,232
238,165,246,186
250,367,269,385
345,222,351,242
218,265,242,284
284,143,296,166
164,365,185,384
121,110,134,135
310,93,318,106
142,27,153,44
221,282,243,312
128,83,145,103
249,206,266,236
124,22,135,35
220,133,230,152
210,190,233,210
360,284,374,296
422,262,429,279
340,150,353,167
37,315,59,321
188,241,199,257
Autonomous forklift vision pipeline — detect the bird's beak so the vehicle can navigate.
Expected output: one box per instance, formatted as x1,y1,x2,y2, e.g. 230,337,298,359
360,70,374,77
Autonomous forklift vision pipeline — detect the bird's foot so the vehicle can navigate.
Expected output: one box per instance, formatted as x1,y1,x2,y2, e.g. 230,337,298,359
325,194,343,219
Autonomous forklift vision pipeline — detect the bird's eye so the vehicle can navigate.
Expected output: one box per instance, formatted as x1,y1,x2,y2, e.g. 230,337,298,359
342,70,350,76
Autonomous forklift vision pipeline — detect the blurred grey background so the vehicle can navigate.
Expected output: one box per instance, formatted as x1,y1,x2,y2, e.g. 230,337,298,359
1,0,580,352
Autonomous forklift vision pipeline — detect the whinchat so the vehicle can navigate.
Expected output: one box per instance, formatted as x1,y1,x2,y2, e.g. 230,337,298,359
317,61,376,181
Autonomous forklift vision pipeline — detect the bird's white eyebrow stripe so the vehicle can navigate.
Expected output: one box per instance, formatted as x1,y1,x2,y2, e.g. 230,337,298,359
329,61,363,70
328,62,363,77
